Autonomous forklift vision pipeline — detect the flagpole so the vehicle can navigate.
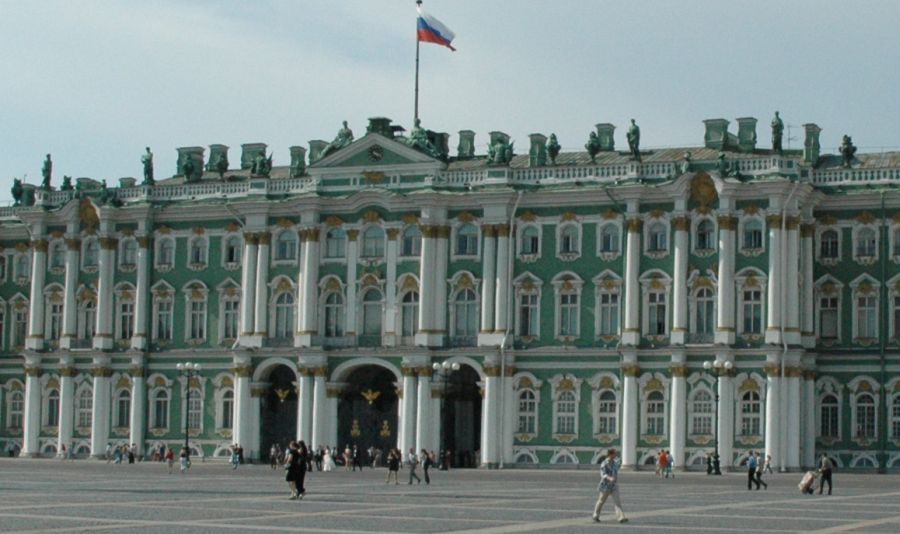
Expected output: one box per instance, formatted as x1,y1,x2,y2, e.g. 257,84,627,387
414,0,422,123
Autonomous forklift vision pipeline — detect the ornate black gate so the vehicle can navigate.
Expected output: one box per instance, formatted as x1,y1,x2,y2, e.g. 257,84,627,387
337,366,398,461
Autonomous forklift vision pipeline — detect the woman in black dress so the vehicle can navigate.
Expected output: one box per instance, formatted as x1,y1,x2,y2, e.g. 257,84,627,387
295,441,309,499
285,441,302,499
386,448,400,484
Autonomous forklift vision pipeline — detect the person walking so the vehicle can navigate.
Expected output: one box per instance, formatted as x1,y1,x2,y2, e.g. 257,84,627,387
323,447,336,472
386,449,400,484
754,452,768,490
284,441,302,499
592,448,628,524
128,444,135,464
179,447,190,475
231,446,240,470
664,450,674,478
421,449,432,485
764,454,774,475
295,441,310,499
105,443,113,463
165,447,174,473
407,448,422,484
658,450,669,479
818,453,834,495
746,451,761,490
352,445,363,471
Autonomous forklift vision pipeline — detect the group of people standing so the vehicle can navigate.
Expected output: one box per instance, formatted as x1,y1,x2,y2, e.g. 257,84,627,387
105,443,138,464
384,448,436,485
745,451,771,490
654,450,674,478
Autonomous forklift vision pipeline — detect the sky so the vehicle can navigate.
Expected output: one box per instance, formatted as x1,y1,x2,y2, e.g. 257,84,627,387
2,0,900,203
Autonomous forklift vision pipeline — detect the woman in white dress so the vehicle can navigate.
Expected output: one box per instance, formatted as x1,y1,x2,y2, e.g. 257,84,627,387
323,447,336,471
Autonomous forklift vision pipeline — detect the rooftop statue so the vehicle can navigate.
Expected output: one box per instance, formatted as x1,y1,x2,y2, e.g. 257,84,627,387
216,152,229,180
41,154,52,190
626,119,641,162
840,135,857,168
771,111,784,153
405,119,441,158
320,120,354,159
141,147,154,186
11,178,23,206
717,152,738,177
98,180,110,204
61,175,73,191
252,152,273,177
585,131,601,163
681,151,693,174
182,155,195,182
547,134,561,165
487,137,514,166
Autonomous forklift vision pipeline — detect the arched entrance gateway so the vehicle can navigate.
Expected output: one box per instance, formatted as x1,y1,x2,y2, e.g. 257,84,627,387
337,366,398,462
259,364,297,461
440,364,481,468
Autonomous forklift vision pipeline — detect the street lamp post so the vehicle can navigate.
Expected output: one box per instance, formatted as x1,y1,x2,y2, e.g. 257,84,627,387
176,362,202,464
432,361,459,469
702,359,733,476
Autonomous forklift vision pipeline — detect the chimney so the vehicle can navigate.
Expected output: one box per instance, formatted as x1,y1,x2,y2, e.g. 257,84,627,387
457,130,475,159
703,119,731,150
595,123,616,151
308,140,328,164
736,117,757,153
367,117,394,138
176,146,204,181
803,123,821,165
528,133,547,167
289,146,307,177
432,132,450,159
207,144,228,171
240,143,267,170
489,131,510,147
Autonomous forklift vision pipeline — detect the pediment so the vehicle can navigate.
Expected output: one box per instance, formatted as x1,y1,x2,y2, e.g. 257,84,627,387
309,133,443,171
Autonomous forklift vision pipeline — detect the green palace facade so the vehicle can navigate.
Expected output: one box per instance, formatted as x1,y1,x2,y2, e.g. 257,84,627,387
1,115,899,471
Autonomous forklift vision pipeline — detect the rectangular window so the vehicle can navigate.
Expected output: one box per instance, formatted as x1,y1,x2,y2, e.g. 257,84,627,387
559,294,578,336
187,394,202,430
13,308,27,347
118,301,134,340
223,300,239,340
598,293,619,336
821,404,839,438
820,297,838,340
743,228,763,249
743,290,762,334
155,300,173,342
646,402,665,435
189,300,206,340
648,292,667,335
117,396,130,428
48,303,63,341
857,295,877,339
519,294,538,337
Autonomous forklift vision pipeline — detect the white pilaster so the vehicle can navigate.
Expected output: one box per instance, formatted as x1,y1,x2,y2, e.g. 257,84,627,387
671,217,689,345
669,354,687,468
129,357,146,457
384,229,399,346
253,233,270,338
25,237,47,350
765,215,782,344
433,226,449,344
479,225,497,341
311,369,328,448
93,237,115,350
21,356,42,456
130,236,150,350
493,225,511,334
716,215,736,345
800,224,816,348
717,355,735,470
481,368,500,466
431,387,442,453
415,368,432,453
622,218,641,346
90,358,112,458
57,357,75,456
400,367,417,455
239,232,259,347
416,226,437,346
326,387,339,449
784,219,801,346
764,362,781,468
620,356,639,468
345,232,359,337
501,370,516,466
786,368,801,470
802,369,817,468
232,355,252,452
248,388,262,460
297,371,313,443
59,235,79,350
297,228,320,347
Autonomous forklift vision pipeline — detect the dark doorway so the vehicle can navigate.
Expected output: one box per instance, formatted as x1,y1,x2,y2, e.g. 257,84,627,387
441,364,482,468
260,364,297,462
338,366,398,465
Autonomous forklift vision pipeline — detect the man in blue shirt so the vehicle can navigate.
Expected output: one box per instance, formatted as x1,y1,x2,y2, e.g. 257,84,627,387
747,451,761,490
592,448,628,523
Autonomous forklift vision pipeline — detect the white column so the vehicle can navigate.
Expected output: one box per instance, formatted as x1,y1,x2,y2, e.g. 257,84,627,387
346,231,359,337
90,360,112,458
493,225,511,333
784,219,801,346
765,216,782,344
433,227,449,343
620,361,639,467
431,387,442,453
415,368,432,453
253,233,270,337
232,358,252,453
479,225,497,339
622,219,641,346
786,367,801,470
764,365,781,468
668,363,687,468
59,237,79,349
300,231,320,343
501,370,516,465
800,224,816,347
481,369,500,466
400,368,417,455
717,363,735,470
57,358,75,456
25,238,48,350
384,228,398,346
802,370,817,468
21,357,43,456
130,236,150,350
716,216,736,345
239,233,258,345
93,237,115,350
671,217,689,345
311,369,328,449
326,387,339,449
297,371,314,443
416,226,436,345
248,389,262,460
129,360,146,457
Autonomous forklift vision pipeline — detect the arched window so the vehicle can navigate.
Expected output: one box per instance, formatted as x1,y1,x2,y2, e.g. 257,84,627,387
855,393,876,439
690,389,714,436
597,390,617,435
188,237,207,265
187,389,202,430
50,241,66,269
324,292,344,338
558,291,579,337
597,288,620,336
820,229,839,259
740,391,761,436
46,296,63,341
120,240,137,268
274,292,295,339
157,238,174,268
275,231,297,261
559,225,579,254
115,389,131,428
742,288,763,334
362,227,385,258
224,236,242,264
117,293,134,341
820,393,839,438
82,240,99,268
325,229,346,259
648,223,667,252
187,290,207,342
856,292,877,339
695,287,715,336
400,291,419,339
152,390,169,429
891,395,900,439
599,224,619,253
520,226,539,255
77,389,93,428
647,290,667,335
857,228,876,258
456,224,478,256
696,220,714,251
46,389,60,427
645,391,665,435
555,391,577,435
517,390,536,434
742,219,763,250
221,389,234,430
401,226,422,257
453,289,478,337
820,294,839,340
9,391,24,429
222,295,240,341
362,289,383,337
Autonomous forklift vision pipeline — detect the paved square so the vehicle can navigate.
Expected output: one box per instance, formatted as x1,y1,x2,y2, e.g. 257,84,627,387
1,459,899,533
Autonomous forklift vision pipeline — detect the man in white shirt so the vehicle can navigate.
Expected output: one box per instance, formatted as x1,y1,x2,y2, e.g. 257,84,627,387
407,448,421,484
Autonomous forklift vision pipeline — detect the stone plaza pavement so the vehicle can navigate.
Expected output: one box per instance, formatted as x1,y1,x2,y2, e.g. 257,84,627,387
1,459,899,533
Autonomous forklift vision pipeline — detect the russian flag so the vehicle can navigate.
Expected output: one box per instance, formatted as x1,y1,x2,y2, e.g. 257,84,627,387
417,6,456,51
